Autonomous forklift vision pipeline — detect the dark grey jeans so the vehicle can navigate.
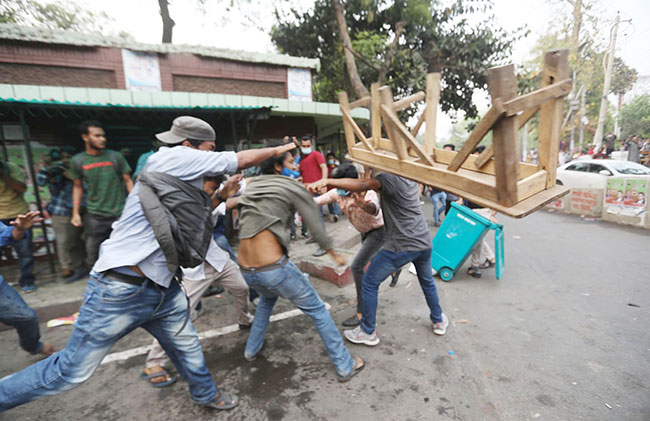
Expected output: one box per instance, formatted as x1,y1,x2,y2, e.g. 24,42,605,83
350,227,386,313
84,213,117,268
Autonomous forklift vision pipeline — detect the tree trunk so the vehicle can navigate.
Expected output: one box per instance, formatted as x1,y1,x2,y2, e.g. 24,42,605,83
570,0,582,54
158,0,175,44
331,0,368,99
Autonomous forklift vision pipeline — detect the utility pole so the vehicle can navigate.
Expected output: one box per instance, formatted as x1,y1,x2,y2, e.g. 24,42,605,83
593,13,620,149
579,88,586,152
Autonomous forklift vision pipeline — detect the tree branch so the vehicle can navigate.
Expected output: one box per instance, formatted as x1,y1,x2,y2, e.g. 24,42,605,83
344,45,381,71
378,21,405,85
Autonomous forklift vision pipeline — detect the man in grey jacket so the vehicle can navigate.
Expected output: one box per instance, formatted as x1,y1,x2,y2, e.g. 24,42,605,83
0,116,295,413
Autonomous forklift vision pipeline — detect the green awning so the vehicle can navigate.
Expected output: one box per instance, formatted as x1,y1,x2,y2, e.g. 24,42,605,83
0,84,370,121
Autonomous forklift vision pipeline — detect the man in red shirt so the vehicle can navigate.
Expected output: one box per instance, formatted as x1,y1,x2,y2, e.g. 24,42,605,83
299,135,328,256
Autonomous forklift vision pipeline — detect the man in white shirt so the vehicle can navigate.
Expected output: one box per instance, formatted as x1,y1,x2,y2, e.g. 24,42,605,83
0,116,295,412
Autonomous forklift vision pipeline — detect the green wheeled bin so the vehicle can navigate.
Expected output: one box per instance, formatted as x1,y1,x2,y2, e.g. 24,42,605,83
432,202,504,281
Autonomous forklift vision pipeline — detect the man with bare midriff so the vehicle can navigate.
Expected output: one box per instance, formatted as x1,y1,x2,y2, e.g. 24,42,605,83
236,146,365,382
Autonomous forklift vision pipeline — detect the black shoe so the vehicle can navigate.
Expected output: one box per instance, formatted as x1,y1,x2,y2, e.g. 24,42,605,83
202,285,225,297
313,248,327,257
389,269,402,287
64,269,88,284
239,323,252,330
290,233,297,241
342,315,361,327
332,215,339,222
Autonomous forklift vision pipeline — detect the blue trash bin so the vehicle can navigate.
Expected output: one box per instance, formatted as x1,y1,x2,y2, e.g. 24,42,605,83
432,202,504,281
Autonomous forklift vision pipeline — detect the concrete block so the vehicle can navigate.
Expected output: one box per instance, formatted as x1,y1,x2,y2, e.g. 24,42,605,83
296,249,356,288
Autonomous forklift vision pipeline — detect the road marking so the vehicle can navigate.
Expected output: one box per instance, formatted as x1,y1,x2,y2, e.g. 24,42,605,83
100,302,331,365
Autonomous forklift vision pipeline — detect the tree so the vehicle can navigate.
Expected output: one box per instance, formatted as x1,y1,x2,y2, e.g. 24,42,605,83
0,0,112,32
526,15,638,145
158,0,175,43
271,0,523,119
619,95,650,139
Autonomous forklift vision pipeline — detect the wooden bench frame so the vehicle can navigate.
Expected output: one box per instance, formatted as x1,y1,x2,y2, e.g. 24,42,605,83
339,50,572,218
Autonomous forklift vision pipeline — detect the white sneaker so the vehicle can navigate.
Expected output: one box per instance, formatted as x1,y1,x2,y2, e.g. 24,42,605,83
344,326,380,346
433,313,449,336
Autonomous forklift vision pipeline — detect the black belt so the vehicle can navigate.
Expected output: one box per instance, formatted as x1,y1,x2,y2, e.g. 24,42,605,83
240,255,288,274
105,270,152,287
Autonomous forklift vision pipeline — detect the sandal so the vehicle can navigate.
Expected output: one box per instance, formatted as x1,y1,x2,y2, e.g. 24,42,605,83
140,370,177,388
479,259,495,269
203,391,239,410
337,357,365,383
389,269,402,287
467,266,482,278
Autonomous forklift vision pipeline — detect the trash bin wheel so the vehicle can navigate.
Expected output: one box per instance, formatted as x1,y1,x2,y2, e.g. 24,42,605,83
439,267,454,281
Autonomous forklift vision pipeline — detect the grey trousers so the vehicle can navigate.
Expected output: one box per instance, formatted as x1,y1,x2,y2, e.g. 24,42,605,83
469,208,495,267
51,214,85,272
350,227,386,313
84,213,117,269
145,259,252,368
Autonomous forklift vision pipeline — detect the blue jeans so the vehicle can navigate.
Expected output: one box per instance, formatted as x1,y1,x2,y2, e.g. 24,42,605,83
1,218,35,287
241,259,355,377
361,248,443,334
0,280,42,354
213,233,237,263
327,201,340,217
0,272,217,410
430,192,447,224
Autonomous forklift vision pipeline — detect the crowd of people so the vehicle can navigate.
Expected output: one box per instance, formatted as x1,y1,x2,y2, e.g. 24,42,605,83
0,115,450,412
549,133,650,165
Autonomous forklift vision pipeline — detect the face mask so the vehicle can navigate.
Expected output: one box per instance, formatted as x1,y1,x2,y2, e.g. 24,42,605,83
337,189,350,197
327,159,335,165
301,147,312,155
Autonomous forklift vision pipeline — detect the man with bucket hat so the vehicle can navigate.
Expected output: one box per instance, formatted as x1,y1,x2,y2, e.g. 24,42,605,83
0,116,296,413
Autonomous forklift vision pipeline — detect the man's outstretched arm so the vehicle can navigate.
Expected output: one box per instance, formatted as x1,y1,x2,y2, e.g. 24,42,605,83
308,177,382,194
236,143,296,170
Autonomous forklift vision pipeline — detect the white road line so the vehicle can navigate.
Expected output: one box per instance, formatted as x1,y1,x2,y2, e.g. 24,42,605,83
100,302,332,365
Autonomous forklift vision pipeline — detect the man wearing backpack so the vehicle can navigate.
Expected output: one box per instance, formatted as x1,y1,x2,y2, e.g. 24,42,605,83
69,121,133,270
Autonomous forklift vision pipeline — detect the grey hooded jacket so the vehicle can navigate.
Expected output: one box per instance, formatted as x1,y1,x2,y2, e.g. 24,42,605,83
138,171,213,275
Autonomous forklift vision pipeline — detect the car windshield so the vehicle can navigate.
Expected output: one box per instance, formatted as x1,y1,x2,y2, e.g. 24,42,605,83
608,162,650,175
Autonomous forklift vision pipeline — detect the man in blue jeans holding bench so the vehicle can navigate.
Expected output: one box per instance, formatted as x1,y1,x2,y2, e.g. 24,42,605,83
0,116,296,413
309,171,449,347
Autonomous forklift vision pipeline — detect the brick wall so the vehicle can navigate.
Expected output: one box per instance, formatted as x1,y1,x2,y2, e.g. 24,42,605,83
0,62,117,88
0,41,125,88
173,75,285,98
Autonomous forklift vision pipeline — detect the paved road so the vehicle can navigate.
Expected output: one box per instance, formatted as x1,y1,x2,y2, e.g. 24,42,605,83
0,209,648,420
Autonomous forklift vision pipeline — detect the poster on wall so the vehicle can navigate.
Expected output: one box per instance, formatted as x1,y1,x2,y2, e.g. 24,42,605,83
604,178,626,207
122,49,162,92
287,68,312,101
623,179,648,208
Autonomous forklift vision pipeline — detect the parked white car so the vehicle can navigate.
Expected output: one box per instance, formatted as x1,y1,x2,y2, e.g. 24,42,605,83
556,160,650,189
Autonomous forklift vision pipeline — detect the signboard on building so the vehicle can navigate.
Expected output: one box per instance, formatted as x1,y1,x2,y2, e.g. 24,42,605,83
287,68,312,101
122,49,162,92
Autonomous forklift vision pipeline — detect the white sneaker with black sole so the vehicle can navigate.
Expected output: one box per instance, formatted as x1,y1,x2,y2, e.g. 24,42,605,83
433,313,449,336
344,326,380,346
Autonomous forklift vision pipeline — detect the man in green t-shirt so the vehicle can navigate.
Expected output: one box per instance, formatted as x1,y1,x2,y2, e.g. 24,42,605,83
0,159,37,292
69,121,133,270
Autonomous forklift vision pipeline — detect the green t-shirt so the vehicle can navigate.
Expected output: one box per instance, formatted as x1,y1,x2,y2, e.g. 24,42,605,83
69,150,131,217
0,161,29,219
